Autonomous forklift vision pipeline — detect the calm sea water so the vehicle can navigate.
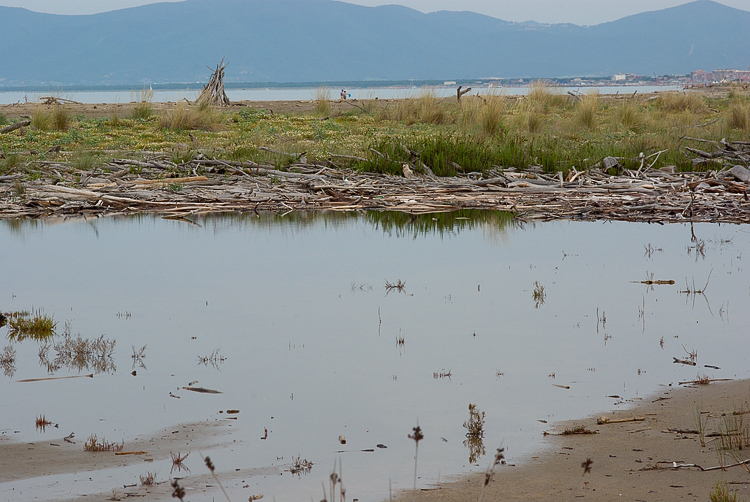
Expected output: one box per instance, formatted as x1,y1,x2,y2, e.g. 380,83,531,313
0,212,747,501
0,85,682,105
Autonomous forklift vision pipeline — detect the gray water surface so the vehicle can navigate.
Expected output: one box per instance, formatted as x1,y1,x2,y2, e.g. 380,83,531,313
1,211,747,501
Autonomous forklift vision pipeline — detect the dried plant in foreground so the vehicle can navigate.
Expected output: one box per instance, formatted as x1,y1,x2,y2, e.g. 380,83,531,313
139,471,156,485
478,447,505,502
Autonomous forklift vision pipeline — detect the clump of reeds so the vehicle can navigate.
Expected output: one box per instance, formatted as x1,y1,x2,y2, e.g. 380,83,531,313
31,107,51,131
532,281,546,308
287,455,313,476
39,331,116,374
131,88,154,120
314,87,332,116
479,95,506,136
6,310,56,342
575,92,599,129
656,92,706,114
84,434,124,452
159,102,223,131
727,103,749,130
52,105,70,131
35,415,54,432
464,403,486,439
615,100,643,130
463,403,487,463
0,154,21,176
139,471,156,485
0,345,16,378
71,151,100,172
709,479,740,502
526,80,567,110
562,424,597,435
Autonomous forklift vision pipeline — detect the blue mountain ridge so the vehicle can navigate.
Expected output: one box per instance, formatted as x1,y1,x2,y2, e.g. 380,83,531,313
0,0,747,85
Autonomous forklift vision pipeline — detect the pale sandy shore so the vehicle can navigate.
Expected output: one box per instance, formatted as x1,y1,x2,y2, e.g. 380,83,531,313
1,380,749,501
396,379,750,502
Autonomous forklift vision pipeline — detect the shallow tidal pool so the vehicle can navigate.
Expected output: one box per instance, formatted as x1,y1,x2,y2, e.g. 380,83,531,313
1,211,748,501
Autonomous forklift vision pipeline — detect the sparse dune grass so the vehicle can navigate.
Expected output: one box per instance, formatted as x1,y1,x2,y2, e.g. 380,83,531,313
575,92,599,129
159,102,223,131
1,87,745,178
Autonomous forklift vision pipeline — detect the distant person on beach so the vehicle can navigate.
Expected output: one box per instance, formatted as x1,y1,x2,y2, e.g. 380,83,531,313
341,89,347,100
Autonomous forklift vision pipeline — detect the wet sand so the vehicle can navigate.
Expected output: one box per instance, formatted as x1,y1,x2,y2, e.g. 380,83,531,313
2,380,748,501
397,379,750,502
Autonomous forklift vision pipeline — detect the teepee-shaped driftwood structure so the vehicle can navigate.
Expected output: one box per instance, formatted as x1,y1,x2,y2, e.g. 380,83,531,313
196,58,230,106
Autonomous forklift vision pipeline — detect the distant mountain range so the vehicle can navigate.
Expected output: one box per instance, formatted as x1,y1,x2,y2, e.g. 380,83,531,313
0,0,748,86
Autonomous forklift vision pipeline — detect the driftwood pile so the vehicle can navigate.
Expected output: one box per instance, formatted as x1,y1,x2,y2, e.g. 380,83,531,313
1,151,748,222
196,59,230,107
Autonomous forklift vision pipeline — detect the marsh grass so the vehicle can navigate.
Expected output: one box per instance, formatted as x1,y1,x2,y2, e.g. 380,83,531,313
160,102,223,131
0,112,8,126
709,479,741,502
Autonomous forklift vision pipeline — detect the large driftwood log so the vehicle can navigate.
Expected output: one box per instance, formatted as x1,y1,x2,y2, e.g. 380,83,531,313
0,120,30,134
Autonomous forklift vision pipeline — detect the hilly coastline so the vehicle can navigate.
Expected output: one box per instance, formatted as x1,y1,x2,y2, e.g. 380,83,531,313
0,0,748,86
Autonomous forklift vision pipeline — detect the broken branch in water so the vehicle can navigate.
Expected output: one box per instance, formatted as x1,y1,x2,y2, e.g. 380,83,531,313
181,386,222,394
17,374,93,382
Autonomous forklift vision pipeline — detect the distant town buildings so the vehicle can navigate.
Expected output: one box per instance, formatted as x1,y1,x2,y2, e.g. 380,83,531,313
691,68,750,83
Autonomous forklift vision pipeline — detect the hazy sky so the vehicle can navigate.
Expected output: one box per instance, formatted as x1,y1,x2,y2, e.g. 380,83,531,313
1,0,749,25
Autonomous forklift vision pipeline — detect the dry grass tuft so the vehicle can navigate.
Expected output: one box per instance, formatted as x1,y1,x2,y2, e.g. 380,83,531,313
160,102,223,131
727,103,749,130
31,107,51,131
657,92,707,113
314,87,332,116
576,92,599,129
139,471,156,485
84,434,124,452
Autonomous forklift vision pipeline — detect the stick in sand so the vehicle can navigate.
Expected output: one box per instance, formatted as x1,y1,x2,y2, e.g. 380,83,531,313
597,416,645,425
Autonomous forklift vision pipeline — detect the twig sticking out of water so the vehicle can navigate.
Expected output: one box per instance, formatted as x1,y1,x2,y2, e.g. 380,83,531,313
408,425,424,494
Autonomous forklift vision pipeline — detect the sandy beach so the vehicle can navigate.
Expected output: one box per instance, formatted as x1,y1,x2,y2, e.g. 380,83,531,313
1,379,748,501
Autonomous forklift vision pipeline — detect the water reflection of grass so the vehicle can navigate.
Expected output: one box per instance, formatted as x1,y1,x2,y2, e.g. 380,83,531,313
366,209,516,238
5,310,56,342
